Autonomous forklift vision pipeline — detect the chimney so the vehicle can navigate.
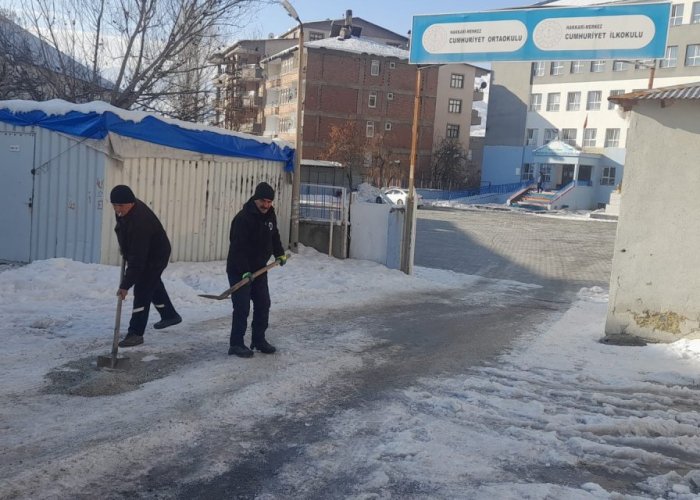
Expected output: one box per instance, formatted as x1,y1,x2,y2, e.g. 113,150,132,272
339,9,353,39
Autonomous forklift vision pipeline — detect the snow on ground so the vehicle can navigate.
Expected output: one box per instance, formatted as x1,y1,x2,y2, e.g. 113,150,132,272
2,247,700,498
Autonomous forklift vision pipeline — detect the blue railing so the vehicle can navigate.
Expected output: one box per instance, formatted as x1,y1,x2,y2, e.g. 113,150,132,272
417,181,531,201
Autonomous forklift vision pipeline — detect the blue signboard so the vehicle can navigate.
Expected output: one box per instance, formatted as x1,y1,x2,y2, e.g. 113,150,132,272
410,3,671,64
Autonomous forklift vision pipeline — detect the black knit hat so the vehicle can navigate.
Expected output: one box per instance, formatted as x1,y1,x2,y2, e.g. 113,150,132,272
253,182,275,201
110,185,136,204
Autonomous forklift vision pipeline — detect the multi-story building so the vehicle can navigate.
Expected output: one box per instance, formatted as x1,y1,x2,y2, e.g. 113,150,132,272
210,39,297,133
262,32,439,187
214,10,487,188
433,65,490,188
483,0,700,209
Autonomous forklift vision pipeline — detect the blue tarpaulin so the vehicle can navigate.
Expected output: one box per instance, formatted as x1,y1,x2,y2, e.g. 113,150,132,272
0,105,296,172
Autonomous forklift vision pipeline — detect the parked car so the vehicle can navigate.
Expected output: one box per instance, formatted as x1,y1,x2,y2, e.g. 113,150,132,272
382,187,425,208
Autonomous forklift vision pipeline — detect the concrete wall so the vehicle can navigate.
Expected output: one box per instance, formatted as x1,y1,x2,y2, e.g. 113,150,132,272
299,220,348,259
349,201,403,269
605,100,700,342
482,146,526,185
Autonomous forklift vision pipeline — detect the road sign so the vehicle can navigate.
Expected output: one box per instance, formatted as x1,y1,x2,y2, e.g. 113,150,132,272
410,3,671,64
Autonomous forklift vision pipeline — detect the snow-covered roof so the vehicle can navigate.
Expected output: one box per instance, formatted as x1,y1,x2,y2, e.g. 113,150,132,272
305,36,409,59
0,99,295,170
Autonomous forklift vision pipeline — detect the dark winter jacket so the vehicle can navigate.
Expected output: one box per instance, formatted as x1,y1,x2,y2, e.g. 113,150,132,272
114,199,171,290
226,197,285,277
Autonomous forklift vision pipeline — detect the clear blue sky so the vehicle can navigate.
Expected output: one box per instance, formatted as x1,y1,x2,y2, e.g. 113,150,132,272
244,0,537,39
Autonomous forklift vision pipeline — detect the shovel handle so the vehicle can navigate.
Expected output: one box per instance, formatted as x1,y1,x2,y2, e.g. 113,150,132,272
111,258,126,365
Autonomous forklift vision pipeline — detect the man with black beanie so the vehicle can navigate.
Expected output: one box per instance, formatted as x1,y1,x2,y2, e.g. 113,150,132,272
110,184,182,347
226,181,287,358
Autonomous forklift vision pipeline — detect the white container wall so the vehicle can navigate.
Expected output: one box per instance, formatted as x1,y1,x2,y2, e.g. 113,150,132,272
102,155,290,265
0,123,291,265
0,124,107,263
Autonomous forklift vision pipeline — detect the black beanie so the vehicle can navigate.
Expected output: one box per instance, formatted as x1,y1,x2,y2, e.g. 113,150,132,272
110,185,136,204
253,182,275,201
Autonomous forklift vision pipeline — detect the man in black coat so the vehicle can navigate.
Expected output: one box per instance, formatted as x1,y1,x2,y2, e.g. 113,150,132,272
226,182,287,358
110,185,182,347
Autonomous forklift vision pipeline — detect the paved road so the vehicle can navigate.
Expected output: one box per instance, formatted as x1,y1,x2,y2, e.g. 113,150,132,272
415,207,616,293
95,207,617,499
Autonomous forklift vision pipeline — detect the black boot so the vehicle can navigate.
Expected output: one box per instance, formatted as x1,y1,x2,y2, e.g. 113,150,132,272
251,338,276,354
228,344,254,358
154,314,182,330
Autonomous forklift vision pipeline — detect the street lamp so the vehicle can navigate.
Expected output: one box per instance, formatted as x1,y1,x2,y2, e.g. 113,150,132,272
280,0,304,253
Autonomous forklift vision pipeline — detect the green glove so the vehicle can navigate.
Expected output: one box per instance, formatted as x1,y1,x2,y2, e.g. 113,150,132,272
242,271,254,282
276,255,287,266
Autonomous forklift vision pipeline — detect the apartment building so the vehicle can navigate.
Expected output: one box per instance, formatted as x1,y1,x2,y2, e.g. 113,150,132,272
262,34,439,187
483,0,700,209
214,11,487,188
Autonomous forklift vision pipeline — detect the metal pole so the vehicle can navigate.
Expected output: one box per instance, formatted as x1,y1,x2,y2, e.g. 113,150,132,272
400,67,422,274
289,24,304,253
647,60,656,89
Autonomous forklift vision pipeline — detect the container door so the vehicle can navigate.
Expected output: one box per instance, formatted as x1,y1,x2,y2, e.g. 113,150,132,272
0,132,35,262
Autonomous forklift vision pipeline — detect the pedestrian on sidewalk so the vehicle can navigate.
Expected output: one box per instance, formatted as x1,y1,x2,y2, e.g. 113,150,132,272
226,182,287,358
537,170,546,193
110,185,182,347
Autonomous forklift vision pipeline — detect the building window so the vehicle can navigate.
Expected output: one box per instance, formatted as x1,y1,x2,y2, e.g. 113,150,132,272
686,44,700,66
693,2,700,23
660,46,678,68
387,92,394,100
635,59,654,70
601,166,617,185
546,92,560,112
544,128,558,144
450,73,464,88
529,93,542,111
590,60,606,72
389,61,396,69
309,32,325,41
670,3,684,26
604,128,620,147
550,61,564,75
570,61,585,73
370,60,380,76
368,92,377,108
583,128,597,147
561,128,577,146
448,98,462,113
385,122,392,131
446,124,460,138
586,91,602,111
608,89,625,109
522,163,535,181
532,62,545,77
566,92,581,111
526,128,538,146
366,121,375,137
612,60,627,71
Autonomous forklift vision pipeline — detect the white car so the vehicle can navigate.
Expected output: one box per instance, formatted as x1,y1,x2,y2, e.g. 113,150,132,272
382,187,424,208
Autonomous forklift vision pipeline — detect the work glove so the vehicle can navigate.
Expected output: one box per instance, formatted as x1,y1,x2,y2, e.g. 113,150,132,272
276,255,287,266
242,272,254,283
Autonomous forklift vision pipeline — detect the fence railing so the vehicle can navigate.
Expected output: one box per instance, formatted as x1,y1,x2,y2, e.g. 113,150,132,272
299,183,348,224
417,181,531,201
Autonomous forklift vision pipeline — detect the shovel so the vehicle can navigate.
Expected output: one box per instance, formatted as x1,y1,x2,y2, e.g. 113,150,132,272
97,258,130,370
198,254,291,300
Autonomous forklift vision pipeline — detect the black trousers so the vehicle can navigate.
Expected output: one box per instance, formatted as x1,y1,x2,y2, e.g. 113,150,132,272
128,264,178,335
228,272,271,347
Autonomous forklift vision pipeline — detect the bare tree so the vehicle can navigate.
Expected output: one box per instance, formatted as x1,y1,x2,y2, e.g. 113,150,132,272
322,121,367,189
4,0,262,117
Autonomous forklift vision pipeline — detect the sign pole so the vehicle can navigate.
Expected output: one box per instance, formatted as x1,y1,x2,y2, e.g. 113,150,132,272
401,67,422,275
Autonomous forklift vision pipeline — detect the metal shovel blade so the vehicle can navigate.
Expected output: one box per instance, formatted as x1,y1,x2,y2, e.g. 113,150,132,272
97,354,130,370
